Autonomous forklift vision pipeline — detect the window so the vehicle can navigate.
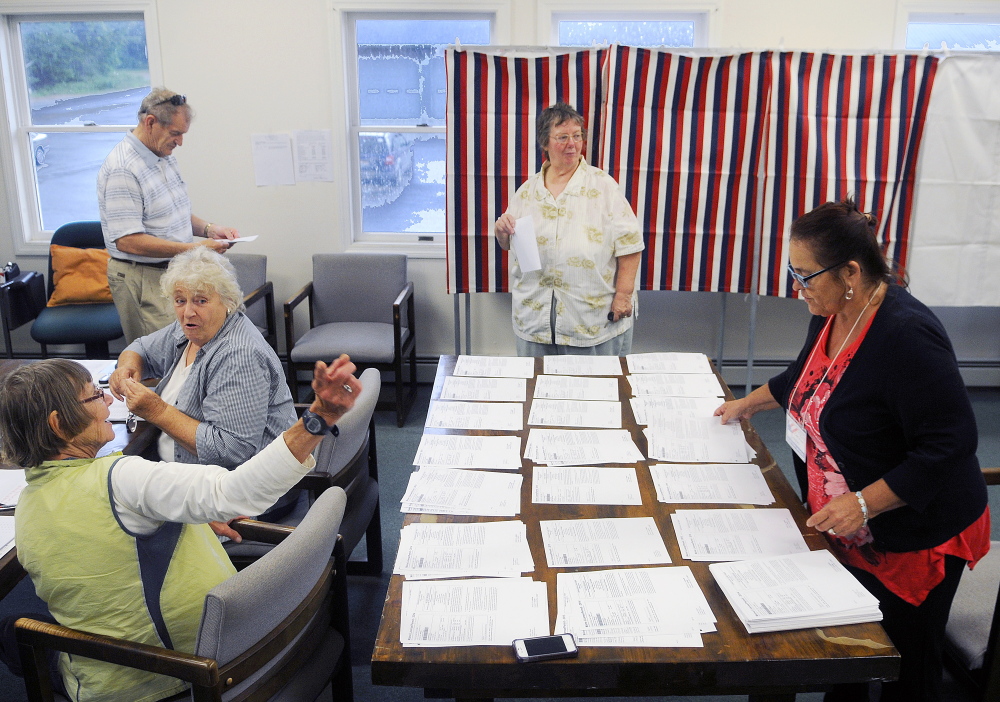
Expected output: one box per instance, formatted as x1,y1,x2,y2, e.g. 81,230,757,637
1,12,152,244
553,12,707,48
346,14,492,244
905,12,1000,51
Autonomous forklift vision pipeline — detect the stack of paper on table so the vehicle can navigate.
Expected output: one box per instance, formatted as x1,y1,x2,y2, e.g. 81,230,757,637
627,373,725,398
540,517,671,567
555,567,716,647
626,352,712,375
0,469,27,508
533,375,620,401
0,517,13,558
644,417,756,463
543,356,623,376
394,521,533,579
527,399,622,428
532,466,642,505
650,464,774,505
630,396,722,422
400,577,549,646
453,355,535,378
413,434,522,470
440,376,526,402
710,550,883,633
400,468,522,516
425,401,523,431
671,509,809,561
524,429,644,466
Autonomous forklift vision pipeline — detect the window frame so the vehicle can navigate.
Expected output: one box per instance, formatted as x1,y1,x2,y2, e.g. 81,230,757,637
0,2,160,255
538,1,717,49
333,3,505,257
895,2,1000,51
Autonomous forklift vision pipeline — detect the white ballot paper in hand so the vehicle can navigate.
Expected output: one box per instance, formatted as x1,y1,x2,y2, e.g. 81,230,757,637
511,216,542,272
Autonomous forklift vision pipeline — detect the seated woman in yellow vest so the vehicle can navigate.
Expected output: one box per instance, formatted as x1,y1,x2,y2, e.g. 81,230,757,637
0,356,360,702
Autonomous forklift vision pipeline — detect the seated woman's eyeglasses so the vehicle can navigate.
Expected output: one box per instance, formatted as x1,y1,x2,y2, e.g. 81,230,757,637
553,133,584,144
786,260,847,289
80,388,106,404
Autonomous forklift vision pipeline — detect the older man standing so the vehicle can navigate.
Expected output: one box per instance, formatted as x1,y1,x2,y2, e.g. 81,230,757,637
98,87,239,343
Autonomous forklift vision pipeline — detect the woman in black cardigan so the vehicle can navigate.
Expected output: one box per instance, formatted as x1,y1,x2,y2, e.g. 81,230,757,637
716,198,989,702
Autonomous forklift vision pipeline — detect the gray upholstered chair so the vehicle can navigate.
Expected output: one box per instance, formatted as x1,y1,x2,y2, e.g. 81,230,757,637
15,487,353,702
943,467,1000,701
227,368,383,576
227,252,277,351
285,253,416,427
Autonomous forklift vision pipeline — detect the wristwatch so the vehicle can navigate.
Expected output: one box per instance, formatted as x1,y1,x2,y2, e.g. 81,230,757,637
301,409,339,437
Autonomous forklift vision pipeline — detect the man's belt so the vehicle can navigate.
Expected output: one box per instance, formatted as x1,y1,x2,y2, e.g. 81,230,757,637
112,258,170,270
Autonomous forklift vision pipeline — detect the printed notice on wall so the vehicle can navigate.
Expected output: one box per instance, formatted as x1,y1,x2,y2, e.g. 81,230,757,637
293,130,334,182
250,133,295,186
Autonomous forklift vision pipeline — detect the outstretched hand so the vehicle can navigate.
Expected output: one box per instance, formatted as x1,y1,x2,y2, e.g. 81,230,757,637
310,355,361,425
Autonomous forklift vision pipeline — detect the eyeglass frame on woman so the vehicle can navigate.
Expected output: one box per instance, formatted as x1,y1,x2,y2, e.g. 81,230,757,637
80,387,106,404
786,260,848,289
552,132,584,145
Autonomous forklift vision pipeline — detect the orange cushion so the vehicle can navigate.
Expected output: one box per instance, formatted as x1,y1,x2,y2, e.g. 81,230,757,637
46,245,114,306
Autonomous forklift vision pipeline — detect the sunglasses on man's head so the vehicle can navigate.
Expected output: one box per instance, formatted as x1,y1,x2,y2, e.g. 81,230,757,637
155,94,186,107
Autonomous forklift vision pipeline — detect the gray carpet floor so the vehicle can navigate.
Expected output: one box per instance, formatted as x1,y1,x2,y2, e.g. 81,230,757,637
2,384,999,702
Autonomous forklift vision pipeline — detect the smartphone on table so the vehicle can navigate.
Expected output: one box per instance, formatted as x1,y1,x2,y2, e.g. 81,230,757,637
512,633,578,662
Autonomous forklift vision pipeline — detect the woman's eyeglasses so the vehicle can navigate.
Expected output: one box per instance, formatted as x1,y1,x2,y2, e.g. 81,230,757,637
80,388,106,404
552,133,584,144
786,260,847,289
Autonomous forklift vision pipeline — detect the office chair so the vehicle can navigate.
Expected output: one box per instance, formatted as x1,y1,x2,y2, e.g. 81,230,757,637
227,252,277,351
15,488,353,702
285,253,416,426
943,466,1000,701
29,222,123,359
226,368,383,576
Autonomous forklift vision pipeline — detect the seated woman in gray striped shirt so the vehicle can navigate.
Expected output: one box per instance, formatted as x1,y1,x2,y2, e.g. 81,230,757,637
109,247,298,526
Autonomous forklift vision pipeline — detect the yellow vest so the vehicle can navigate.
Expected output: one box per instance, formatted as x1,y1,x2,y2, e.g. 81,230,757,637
15,454,236,702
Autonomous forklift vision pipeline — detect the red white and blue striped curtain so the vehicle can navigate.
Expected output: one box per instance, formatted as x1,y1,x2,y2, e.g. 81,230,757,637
445,47,937,297
758,52,938,296
445,48,607,294
599,47,771,293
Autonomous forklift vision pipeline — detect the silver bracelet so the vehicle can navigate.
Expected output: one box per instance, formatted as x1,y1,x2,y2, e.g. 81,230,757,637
855,490,869,528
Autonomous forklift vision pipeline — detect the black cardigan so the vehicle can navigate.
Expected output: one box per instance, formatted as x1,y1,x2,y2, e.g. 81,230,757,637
768,284,987,553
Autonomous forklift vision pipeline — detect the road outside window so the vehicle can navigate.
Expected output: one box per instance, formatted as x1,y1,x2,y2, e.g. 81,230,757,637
12,18,149,234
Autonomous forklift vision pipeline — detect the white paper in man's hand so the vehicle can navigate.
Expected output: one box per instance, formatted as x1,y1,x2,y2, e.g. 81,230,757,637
512,216,542,272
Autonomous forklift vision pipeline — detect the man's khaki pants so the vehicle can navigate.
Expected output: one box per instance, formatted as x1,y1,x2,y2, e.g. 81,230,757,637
107,258,174,344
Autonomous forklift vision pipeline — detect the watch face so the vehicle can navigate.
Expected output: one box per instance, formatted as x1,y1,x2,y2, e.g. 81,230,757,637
304,412,325,435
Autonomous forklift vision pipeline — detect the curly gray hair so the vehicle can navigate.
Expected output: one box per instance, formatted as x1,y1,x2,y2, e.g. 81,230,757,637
160,248,244,313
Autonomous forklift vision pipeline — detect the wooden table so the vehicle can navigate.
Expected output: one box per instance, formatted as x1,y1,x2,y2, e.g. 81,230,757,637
0,359,158,600
371,356,900,701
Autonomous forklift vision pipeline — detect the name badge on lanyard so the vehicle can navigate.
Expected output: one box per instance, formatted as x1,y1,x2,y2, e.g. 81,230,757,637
785,411,808,462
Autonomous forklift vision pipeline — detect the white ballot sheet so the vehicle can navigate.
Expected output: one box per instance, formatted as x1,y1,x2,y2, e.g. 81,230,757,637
543,356,623,376
400,577,549,646
627,373,725,398
400,468,522,516
555,567,716,647
413,435,522,470
532,466,642,505
626,353,712,374
524,429,644,466
453,355,536,378
440,376,527,402
0,469,27,507
630,396,723,422
540,517,671,567
710,550,882,633
650,463,774,505
527,399,622,428
644,417,755,463
511,216,542,272
0,516,13,559
533,375,620,401
394,521,534,579
671,508,809,561
425,401,523,431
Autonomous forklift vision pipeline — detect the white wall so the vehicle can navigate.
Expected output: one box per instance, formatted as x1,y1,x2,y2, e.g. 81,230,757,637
2,0,999,384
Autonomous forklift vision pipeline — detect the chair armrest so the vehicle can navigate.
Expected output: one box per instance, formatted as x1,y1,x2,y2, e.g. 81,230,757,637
242,280,272,309
15,617,220,688
392,281,415,348
392,281,414,315
244,281,277,350
293,471,335,495
283,281,313,356
230,518,295,545
982,467,1000,486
